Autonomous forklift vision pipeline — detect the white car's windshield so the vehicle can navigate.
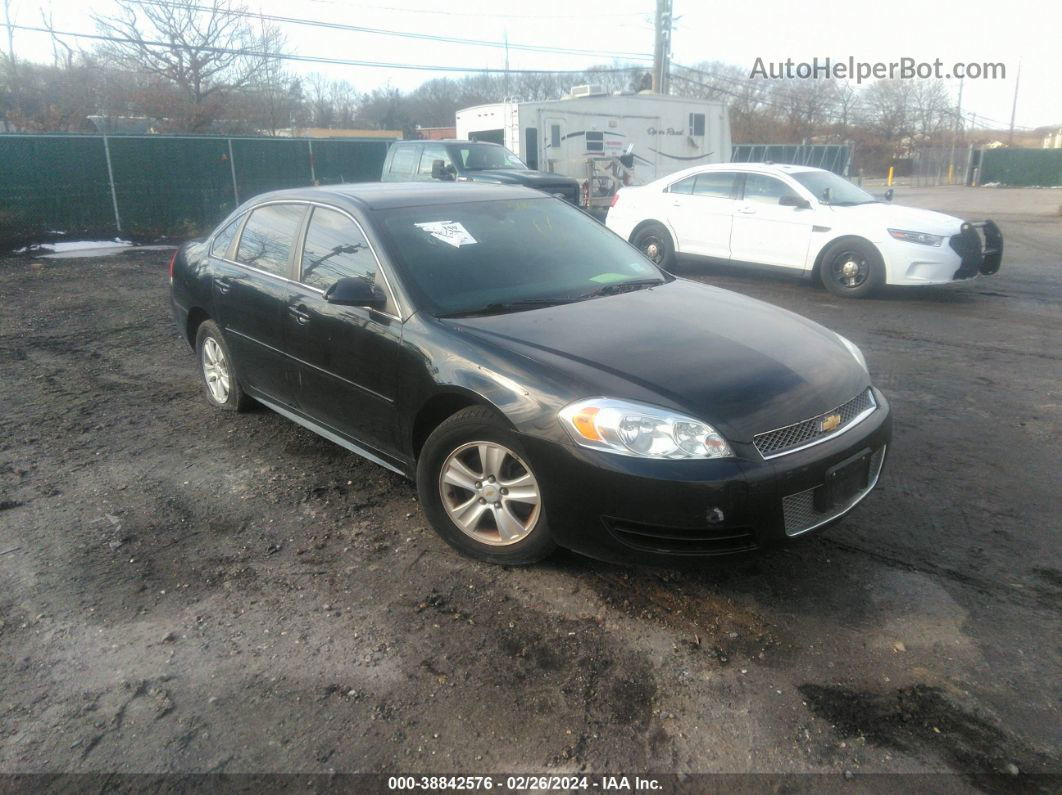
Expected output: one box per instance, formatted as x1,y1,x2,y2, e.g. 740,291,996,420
792,171,877,206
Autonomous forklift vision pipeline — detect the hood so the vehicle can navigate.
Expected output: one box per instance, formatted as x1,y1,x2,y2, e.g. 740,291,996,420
442,279,870,443
466,169,579,188
833,202,964,235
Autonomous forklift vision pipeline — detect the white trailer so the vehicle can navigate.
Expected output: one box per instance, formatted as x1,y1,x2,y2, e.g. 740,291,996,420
456,87,731,209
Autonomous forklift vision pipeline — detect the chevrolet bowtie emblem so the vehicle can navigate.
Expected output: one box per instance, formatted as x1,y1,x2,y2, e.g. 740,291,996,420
820,413,842,432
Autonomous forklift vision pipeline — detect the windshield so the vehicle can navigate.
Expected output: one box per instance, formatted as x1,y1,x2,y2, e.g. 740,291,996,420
447,144,527,171
376,198,668,317
791,171,877,206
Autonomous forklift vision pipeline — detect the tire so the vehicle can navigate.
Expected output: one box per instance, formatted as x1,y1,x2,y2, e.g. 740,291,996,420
632,223,676,271
416,406,556,565
819,239,886,298
195,320,253,412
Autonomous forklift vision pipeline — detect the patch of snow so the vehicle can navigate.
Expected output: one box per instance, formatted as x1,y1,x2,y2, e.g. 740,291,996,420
41,243,176,260
14,238,132,257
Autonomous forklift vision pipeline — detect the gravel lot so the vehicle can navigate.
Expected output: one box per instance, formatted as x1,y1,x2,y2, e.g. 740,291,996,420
1,186,1059,788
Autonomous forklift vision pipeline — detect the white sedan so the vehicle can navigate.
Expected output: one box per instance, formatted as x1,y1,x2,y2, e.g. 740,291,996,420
605,163,1003,298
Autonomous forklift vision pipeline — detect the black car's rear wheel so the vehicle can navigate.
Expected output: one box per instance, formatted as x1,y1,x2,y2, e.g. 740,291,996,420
820,239,885,298
632,223,676,270
195,320,253,412
417,407,555,564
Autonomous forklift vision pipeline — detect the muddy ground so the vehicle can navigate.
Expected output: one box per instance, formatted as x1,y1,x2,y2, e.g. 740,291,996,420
1,187,1059,789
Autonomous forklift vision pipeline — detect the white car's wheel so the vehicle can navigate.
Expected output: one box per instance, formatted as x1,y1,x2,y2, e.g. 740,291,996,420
632,223,676,270
820,239,886,298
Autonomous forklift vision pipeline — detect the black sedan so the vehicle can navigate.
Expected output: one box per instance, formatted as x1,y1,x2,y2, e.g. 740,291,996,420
170,182,891,565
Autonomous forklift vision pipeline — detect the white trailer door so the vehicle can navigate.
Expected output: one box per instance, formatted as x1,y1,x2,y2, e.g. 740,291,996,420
543,117,566,174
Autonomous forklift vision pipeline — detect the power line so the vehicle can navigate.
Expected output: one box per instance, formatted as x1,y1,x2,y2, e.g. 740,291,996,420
123,0,653,61
13,23,648,75
307,0,650,20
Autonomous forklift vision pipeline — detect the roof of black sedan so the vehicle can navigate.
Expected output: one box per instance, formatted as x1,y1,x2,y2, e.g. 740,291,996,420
251,182,544,210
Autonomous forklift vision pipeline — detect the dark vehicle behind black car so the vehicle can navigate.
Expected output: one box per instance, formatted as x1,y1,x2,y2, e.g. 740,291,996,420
381,139,582,206
170,182,891,565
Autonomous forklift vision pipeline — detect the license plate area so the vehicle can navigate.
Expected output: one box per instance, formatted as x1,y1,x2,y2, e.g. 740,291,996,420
814,448,871,512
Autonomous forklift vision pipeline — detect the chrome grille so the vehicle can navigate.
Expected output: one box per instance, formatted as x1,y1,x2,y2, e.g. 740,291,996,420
783,446,886,537
754,389,876,459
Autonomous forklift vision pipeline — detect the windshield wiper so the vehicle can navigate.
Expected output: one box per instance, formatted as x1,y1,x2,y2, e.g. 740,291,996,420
436,297,579,318
578,278,665,299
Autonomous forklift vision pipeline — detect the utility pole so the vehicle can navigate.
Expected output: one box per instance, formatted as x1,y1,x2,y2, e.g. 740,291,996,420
947,77,964,184
3,0,16,132
503,30,509,98
652,0,673,94
1007,60,1021,146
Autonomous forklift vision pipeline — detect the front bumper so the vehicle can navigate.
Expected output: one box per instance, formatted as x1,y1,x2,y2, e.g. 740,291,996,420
520,388,892,564
949,220,1003,279
884,220,1003,285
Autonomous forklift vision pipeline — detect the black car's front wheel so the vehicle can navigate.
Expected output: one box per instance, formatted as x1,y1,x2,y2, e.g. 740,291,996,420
417,407,555,564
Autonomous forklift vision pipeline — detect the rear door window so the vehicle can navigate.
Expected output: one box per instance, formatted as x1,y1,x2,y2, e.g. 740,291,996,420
668,176,696,194
210,215,242,258
692,172,738,199
235,203,305,277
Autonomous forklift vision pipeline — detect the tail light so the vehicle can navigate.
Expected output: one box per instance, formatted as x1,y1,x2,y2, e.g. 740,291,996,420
168,249,178,283
610,191,622,208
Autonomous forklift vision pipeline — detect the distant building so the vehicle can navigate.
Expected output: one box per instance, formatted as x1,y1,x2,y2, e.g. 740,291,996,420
277,128,403,139
414,126,457,140
1043,128,1062,149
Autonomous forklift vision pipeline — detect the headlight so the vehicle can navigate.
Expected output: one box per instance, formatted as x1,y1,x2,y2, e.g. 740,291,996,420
836,333,868,372
558,398,733,459
887,228,944,246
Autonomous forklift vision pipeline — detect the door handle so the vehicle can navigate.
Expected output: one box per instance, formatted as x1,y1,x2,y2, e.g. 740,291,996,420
289,305,310,325
215,277,232,294
737,206,757,214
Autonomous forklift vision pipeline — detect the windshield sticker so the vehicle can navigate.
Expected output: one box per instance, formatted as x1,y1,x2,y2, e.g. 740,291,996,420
414,221,478,248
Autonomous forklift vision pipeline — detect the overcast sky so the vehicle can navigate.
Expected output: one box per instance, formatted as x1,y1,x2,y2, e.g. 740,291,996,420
7,0,1059,131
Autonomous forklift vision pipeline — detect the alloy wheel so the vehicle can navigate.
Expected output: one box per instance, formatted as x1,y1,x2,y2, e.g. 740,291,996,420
201,336,231,403
438,441,541,546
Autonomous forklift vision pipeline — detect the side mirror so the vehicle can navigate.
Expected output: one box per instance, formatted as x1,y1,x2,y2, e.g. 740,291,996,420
431,160,455,181
884,188,894,202
779,194,811,209
324,277,387,309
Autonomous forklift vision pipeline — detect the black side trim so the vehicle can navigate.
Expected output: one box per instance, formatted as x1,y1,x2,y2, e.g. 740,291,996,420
648,148,715,162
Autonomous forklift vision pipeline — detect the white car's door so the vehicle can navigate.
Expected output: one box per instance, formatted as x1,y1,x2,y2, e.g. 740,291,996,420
665,171,739,259
730,173,816,269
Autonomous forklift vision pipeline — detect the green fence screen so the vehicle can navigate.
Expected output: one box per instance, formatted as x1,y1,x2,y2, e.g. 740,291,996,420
0,134,394,247
979,148,1062,187
730,144,853,176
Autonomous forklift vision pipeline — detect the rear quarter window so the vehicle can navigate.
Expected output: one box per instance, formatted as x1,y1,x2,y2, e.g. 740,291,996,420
388,147,418,177
210,215,242,259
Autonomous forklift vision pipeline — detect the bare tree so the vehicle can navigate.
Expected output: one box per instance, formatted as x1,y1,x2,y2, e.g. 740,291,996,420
92,0,283,131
